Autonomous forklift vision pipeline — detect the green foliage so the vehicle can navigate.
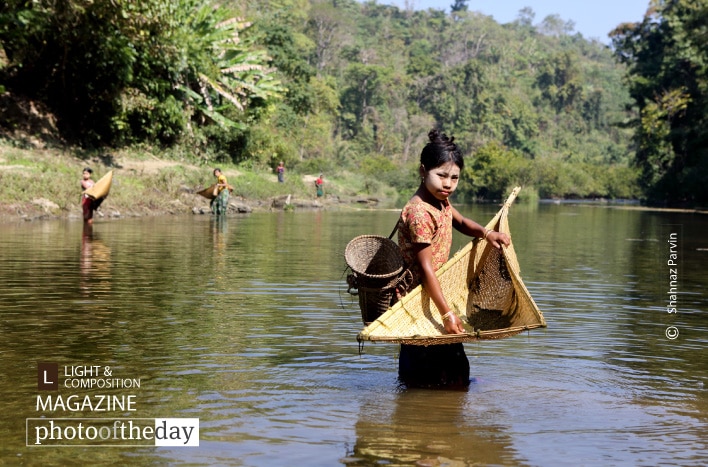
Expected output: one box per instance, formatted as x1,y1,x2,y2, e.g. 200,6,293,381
0,0,283,147
536,51,584,113
450,1,469,13
228,170,310,200
360,154,395,177
0,0,646,203
219,123,309,170
464,143,533,200
462,142,640,200
611,0,708,204
255,16,316,115
153,166,201,196
297,157,340,178
358,154,408,194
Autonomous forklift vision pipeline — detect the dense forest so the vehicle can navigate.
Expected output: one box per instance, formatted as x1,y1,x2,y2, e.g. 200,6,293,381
0,0,705,204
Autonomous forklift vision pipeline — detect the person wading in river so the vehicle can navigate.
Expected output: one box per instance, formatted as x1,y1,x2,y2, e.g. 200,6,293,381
80,167,100,225
211,168,230,216
396,129,509,388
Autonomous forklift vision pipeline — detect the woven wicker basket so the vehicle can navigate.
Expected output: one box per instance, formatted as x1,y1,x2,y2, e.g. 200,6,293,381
357,187,546,345
345,235,405,279
345,235,412,324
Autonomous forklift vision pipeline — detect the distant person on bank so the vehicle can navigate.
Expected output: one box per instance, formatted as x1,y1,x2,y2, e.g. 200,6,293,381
315,174,325,198
277,161,285,183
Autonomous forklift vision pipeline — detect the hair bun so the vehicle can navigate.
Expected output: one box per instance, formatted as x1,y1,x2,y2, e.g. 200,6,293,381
428,129,442,144
428,129,456,149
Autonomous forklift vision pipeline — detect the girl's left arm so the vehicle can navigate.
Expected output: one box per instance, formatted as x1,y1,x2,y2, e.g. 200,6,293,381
451,205,510,249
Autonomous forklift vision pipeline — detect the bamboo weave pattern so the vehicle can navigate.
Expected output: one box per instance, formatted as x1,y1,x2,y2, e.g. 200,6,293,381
357,186,546,346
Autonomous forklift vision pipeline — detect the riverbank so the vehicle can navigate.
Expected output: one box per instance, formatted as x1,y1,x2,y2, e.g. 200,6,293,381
0,143,389,224
3,143,704,225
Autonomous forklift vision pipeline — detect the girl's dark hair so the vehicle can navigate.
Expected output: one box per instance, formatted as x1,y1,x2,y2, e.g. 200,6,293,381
213,168,221,175
420,129,464,171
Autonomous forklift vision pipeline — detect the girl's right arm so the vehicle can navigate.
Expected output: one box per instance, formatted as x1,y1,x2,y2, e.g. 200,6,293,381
413,243,465,335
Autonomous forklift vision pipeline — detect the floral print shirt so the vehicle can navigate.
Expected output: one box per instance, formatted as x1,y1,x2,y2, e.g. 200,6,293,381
397,198,453,284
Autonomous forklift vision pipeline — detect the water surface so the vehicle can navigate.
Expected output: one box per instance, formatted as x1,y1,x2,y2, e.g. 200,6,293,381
0,205,706,466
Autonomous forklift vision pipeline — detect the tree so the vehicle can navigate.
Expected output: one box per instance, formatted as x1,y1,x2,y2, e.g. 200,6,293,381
308,0,355,74
611,0,708,204
173,1,284,127
538,14,575,37
462,142,532,200
1,0,640,200
536,51,584,113
339,61,390,139
516,7,536,28
0,0,283,146
450,1,468,13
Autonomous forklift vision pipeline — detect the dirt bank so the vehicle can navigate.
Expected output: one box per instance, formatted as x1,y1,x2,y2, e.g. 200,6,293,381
0,189,373,224
0,150,382,224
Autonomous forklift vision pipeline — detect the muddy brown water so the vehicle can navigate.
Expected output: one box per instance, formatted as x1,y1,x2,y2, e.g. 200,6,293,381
0,205,705,466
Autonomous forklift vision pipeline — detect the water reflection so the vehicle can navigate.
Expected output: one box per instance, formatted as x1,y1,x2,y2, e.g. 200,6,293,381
349,389,514,465
80,224,112,297
210,216,229,284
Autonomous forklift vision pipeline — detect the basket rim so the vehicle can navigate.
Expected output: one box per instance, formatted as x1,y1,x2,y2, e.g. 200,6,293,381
345,234,405,279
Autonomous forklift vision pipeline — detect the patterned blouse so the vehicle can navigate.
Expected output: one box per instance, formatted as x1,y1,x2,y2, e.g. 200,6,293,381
397,198,453,284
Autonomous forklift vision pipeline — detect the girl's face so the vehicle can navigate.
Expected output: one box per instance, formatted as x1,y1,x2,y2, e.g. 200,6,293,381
420,161,460,201
82,171,91,180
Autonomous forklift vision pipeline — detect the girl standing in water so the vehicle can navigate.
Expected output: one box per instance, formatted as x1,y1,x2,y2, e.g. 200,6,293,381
80,167,97,225
396,129,510,388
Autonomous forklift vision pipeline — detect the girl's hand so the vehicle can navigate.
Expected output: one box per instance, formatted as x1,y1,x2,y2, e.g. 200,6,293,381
443,312,465,334
487,231,510,249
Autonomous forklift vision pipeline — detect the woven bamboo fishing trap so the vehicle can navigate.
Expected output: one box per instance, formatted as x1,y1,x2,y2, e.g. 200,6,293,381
345,235,414,325
357,186,546,346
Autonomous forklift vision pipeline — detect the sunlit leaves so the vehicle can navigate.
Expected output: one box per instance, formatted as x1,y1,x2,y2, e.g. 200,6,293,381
0,0,284,144
611,0,708,203
168,0,284,129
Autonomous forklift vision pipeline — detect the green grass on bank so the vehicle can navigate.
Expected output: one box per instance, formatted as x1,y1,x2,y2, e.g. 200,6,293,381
0,143,402,218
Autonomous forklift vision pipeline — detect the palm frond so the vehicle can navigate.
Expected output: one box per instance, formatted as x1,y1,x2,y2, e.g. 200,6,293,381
169,0,285,125
199,72,245,110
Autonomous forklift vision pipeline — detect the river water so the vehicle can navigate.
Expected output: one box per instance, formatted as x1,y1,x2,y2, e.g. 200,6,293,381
0,204,706,466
